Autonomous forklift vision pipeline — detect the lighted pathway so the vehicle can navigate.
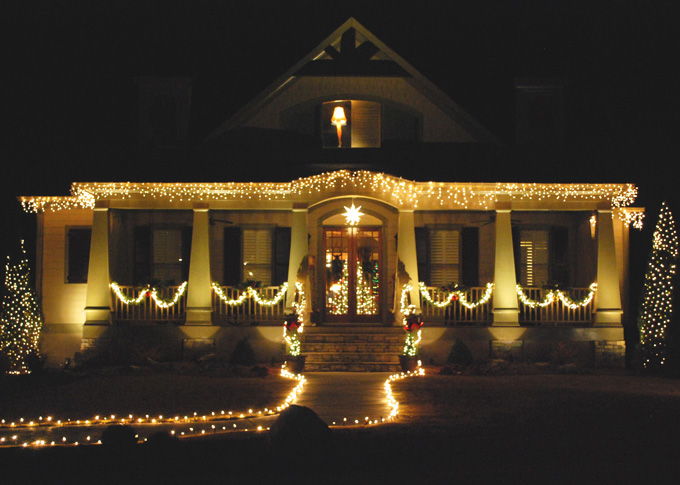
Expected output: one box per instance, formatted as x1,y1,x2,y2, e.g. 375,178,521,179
295,372,393,425
0,370,416,447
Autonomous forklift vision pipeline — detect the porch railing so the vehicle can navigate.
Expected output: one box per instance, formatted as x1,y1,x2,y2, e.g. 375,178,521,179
212,285,287,324
518,287,595,325
111,285,187,322
419,286,492,325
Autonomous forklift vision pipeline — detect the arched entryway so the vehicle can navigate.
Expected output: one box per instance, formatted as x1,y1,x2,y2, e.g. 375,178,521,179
308,197,398,324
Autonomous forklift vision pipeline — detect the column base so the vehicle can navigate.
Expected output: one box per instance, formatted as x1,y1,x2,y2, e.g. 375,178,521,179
84,307,111,325
594,309,623,327
492,308,520,327
185,308,213,325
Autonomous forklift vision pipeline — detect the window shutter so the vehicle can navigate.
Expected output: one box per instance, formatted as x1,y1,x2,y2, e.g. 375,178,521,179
181,226,192,281
512,225,520,281
550,226,569,286
223,227,241,286
273,227,291,286
351,100,381,148
520,230,549,286
415,227,429,285
242,229,272,285
133,226,151,285
430,229,460,286
67,228,91,283
462,227,479,287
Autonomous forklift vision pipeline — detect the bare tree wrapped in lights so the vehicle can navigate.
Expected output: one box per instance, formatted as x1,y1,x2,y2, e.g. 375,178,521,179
0,241,44,375
639,202,679,369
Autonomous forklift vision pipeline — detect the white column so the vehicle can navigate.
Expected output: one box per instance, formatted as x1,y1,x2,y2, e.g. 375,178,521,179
492,209,519,326
285,208,309,310
85,204,111,325
396,209,420,313
185,205,213,325
595,209,623,326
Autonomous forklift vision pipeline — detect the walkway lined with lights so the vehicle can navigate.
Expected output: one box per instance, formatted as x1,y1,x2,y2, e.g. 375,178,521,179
296,372,393,425
0,367,425,448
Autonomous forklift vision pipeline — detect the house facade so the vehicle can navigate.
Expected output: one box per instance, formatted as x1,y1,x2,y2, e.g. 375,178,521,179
20,19,643,368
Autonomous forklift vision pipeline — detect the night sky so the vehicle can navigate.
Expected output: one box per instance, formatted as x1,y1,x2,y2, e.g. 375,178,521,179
2,0,678,269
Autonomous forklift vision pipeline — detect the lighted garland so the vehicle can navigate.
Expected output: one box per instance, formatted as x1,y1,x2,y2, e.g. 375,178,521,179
403,330,422,357
284,282,306,356
639,202,678,368
110,281,187,308
515,283,598,309
211,282,288,307
20,170,642,228
418,282,494,309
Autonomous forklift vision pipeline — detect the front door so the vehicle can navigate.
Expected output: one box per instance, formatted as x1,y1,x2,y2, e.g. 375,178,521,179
323,227,382,322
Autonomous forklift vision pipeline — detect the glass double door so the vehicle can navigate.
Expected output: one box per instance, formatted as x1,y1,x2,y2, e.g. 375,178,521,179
324,227,381,322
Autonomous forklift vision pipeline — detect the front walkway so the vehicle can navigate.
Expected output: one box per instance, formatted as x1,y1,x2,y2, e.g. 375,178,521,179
0,371,401,447
295,372,393,424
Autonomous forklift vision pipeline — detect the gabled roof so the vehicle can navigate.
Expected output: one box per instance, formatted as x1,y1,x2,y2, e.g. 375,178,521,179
207,17,499,143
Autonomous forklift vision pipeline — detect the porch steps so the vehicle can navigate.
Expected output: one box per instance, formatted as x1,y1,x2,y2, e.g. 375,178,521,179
302,326,404,372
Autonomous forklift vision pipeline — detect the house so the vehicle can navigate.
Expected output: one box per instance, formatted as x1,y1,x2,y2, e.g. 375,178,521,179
20,19,643,369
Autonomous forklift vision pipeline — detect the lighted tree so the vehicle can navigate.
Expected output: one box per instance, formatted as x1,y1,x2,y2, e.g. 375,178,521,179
639,202,679,369
0,241,43,375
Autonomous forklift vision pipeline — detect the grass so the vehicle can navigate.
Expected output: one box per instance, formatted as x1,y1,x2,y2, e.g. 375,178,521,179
0,369,292,421
4,370,680,483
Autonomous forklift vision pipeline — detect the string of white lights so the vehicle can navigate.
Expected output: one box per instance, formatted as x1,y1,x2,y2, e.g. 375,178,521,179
515,282,598,309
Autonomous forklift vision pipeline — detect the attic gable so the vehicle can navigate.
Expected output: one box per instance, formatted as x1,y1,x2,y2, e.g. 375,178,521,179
296,27,408,76
208,17,498,143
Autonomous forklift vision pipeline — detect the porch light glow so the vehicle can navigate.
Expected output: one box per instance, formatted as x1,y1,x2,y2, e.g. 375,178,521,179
330,106,347,147
343,203,364,226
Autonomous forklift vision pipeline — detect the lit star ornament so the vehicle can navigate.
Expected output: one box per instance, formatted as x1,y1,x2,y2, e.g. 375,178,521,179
343,203,364,226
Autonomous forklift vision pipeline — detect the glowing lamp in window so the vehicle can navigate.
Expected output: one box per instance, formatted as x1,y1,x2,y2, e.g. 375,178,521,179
330,106,348,147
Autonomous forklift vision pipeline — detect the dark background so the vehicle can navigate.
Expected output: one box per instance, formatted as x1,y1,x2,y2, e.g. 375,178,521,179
2,0,678,330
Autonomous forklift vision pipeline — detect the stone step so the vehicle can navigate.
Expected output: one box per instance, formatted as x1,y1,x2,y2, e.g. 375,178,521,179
305,362,402,372
303,334,404,344
303,342,403,353
305,352,400,364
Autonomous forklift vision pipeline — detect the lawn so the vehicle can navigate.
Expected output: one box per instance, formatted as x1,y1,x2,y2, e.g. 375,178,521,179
4,371,680,483
0,368,292,421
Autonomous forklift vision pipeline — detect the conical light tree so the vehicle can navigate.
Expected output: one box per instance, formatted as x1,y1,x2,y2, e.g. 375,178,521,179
639,202,679,368
0,240,43,375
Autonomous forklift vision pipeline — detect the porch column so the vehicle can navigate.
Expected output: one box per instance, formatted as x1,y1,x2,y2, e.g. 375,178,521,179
85,204,111,325
185,205,213,325
285,207,309,310
595,209,622,326
492,209,519,326
396,209,420,313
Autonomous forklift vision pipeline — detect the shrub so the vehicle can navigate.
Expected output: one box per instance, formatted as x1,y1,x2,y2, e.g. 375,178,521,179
230,338,256,365
448,339,473,366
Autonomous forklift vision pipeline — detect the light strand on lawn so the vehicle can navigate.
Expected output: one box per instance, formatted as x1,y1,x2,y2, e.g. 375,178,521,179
0,365,305,433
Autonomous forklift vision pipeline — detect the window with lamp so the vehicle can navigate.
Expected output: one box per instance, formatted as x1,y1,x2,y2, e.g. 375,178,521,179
321,100,381,148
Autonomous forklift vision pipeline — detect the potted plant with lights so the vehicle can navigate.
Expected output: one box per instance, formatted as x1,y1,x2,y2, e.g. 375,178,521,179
283,312,305,373
400,312,424,372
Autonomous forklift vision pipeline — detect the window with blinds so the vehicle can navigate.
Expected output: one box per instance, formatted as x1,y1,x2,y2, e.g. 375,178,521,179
519,229,549,286
152,229,184,284
430,229,461,286
242,229,272,285
321,100,381,148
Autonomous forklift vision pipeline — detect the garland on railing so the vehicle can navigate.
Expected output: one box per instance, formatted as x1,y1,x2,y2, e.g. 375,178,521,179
211,282,288,307
418,282,494,309
284,282,306,356
515,282,598,309
110,282,187,308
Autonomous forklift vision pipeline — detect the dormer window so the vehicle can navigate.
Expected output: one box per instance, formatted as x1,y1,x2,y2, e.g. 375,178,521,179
322,100,381,148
